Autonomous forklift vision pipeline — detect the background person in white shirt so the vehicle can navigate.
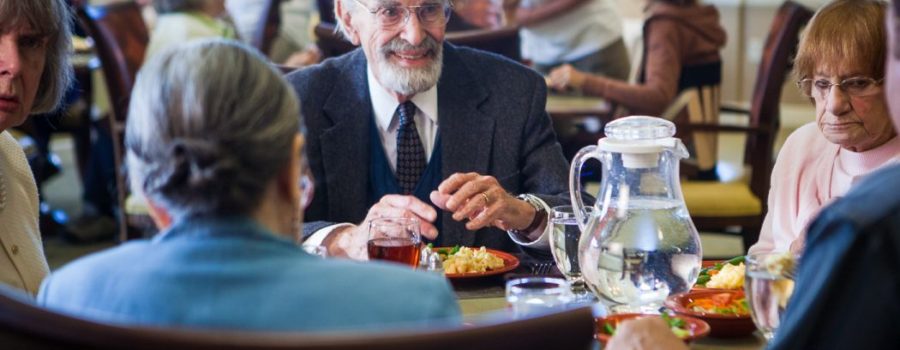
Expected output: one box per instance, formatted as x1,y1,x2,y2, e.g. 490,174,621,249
512,0,630,80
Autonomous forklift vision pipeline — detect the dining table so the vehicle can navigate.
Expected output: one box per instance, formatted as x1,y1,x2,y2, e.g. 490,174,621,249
450,254,767,350
545,93,612,120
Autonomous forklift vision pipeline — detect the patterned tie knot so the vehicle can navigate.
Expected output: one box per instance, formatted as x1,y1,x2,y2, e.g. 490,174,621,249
398,101,417,127
395,101,426,194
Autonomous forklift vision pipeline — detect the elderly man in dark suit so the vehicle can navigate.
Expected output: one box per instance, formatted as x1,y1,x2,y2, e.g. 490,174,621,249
288,0,572,259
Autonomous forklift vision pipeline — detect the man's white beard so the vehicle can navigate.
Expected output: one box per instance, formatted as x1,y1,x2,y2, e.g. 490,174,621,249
375,37,444,96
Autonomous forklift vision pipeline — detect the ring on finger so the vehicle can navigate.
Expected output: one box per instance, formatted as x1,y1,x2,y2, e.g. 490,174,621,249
480,192,490,206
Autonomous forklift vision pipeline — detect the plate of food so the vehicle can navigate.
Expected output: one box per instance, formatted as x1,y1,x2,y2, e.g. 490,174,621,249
695,256,746,290
665,289,755,338
431,246,520,279
595,312,710,344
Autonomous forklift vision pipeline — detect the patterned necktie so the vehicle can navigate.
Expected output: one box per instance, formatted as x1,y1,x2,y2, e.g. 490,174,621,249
396,101,427,194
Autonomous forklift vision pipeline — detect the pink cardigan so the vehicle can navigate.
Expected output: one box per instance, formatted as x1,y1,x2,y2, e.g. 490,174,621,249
749,123,900,254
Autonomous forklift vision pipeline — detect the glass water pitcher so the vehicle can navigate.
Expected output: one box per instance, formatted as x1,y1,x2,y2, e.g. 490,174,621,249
569,116,702,313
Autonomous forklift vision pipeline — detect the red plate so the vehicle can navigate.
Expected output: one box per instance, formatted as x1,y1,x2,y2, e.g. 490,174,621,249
435,247,520,279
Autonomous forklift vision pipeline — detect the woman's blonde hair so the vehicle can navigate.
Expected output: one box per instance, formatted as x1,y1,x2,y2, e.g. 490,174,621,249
794,0,887,81
0,0,72,114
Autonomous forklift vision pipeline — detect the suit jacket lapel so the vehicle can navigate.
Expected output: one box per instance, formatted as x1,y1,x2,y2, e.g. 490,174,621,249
438,44,495,247
320,51,372,222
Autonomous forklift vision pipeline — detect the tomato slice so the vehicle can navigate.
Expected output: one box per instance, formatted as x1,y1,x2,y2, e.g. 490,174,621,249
710,293,733,306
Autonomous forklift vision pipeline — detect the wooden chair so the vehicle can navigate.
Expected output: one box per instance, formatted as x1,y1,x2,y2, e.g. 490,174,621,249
0,288,596,350
313,22,357,59
678,1,814,251
75,2,151,241
250,0,283,56
314,22,521,62
446,26,521,62
317,0,336,24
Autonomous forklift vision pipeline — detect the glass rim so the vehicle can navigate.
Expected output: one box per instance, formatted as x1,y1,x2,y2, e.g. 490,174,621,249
368,216,420,226
506,277,571,295
368,216,421,242
550,205,593,220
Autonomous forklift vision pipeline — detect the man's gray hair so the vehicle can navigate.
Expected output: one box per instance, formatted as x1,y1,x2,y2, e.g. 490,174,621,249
334,0,356,41
0,0,73,114
126,39,301,219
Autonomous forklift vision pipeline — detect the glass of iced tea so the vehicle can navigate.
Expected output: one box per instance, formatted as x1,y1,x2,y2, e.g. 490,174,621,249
367,217,422,268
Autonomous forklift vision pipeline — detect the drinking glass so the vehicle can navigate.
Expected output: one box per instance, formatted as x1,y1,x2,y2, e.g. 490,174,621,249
745,252,797,340
506,277,574,319
549,205,596,303
367,217,422,268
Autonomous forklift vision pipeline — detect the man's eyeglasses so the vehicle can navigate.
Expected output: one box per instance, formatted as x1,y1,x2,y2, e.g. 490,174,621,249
797,76,884,99
353,0,452,29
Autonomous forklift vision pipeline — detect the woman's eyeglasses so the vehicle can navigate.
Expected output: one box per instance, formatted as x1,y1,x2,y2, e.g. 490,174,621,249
797,76,884,99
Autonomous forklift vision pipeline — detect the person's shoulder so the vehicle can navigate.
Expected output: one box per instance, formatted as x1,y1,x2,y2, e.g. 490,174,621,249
297,259,455,302
310,258,449,287
812,164,900,236
49,241,151,279
39,241,152,300
785,122,823,144
450,45,543,85
777,123,831,161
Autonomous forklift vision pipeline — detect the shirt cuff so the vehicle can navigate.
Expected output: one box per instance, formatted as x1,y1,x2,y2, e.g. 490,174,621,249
302,223,353,248
506,195,551,250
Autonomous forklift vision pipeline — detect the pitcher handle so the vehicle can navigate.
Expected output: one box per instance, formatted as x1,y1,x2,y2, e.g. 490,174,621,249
569,145,600,231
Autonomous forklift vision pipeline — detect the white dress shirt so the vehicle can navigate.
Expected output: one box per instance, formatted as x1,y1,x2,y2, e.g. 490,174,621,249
367,67,440,171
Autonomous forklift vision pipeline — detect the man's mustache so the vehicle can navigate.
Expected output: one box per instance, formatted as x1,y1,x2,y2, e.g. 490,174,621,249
380,36,440,56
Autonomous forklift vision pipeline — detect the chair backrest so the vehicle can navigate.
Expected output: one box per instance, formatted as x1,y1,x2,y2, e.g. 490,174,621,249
76,3,148,127
744,1,813,204
0,289,596,350
446,26,521,62
314,22,357,59
251,0,283,55
318,0,336,24
76,2,149,241
314,22,521,62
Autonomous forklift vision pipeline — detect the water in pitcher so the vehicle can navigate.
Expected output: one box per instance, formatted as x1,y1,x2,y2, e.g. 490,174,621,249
579,198,701,313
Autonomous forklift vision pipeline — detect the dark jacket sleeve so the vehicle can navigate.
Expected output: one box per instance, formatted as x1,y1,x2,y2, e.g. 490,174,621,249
768,165,900,349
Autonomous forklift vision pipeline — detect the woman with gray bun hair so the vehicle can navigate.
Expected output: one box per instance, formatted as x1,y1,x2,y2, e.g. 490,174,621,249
37,39,461,331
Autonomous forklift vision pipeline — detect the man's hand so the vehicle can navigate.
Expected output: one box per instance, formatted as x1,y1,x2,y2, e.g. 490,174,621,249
323,195,438,260
430,172,535,231
605,317,688,350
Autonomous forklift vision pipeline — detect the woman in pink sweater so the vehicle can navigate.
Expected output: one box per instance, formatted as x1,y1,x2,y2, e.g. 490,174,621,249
748,0,899,255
